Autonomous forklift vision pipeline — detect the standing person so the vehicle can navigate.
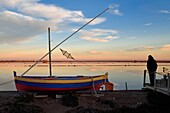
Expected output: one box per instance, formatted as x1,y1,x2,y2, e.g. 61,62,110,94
147,55,158,86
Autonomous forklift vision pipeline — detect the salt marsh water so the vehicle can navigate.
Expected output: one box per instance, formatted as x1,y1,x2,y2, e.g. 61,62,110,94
0,62,170,91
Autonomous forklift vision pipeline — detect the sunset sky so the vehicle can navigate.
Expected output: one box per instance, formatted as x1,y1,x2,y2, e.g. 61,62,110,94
0,0,170,61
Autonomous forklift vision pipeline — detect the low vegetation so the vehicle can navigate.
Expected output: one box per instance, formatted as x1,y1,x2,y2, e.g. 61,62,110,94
66,91,170,113
0,91,170,113
61,93,79,107
1,93,43,113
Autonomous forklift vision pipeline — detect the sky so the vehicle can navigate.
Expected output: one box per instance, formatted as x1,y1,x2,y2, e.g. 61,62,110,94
0,0,170,61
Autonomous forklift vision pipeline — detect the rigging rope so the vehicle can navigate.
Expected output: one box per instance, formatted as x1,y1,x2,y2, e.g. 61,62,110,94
21,8,109,76
0,80,13,85
156,72,170,76
91,77,98,97
146,70,169,76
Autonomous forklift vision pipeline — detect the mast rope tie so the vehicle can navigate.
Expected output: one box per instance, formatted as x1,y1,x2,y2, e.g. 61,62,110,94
91,78,98,97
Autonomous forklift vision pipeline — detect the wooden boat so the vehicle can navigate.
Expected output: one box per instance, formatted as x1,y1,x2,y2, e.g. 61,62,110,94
14,72,113,92
13,8,113,93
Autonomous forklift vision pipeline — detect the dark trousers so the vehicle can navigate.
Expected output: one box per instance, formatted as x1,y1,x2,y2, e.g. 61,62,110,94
149,72,155,86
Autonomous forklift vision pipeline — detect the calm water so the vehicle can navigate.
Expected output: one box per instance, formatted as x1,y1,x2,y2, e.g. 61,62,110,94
0,62,170,91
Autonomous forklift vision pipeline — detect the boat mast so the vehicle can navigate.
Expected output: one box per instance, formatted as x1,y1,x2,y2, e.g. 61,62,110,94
20,8,109,76
48,27,52,77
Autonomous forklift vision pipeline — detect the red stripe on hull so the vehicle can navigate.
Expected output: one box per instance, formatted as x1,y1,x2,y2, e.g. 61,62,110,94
16,83,104,92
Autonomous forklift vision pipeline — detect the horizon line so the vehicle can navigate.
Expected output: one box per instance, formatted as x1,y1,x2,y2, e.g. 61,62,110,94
1,59,170,63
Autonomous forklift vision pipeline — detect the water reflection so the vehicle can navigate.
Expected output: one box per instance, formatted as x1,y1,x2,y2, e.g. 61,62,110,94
0,62,169,91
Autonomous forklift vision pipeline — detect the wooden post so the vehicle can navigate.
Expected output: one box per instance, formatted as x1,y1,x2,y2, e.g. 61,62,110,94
154,72,156,90
168,74,170,95
125,82,128,90
48,27,52,77
143,70,146,87
13,71,17,77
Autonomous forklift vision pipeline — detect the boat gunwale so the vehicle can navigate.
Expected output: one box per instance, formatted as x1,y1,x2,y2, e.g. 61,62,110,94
14,75,108,84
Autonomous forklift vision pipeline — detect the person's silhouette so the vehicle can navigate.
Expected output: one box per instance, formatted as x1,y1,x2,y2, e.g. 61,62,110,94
147,55,157,86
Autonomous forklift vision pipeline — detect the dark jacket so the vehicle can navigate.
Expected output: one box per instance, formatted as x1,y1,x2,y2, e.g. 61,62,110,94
147,55,157,73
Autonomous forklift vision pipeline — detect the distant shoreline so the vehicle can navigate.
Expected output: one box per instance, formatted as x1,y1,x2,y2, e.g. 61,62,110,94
0,60,170,63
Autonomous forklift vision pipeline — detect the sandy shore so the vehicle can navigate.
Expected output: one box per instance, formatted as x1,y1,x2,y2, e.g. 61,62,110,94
1,90,170,113
0,90,149,113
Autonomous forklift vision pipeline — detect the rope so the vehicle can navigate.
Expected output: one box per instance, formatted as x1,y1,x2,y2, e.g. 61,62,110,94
20,8,109,76
146,70,169,76
156,72,170,76
0,80,13,85
91,78,98,97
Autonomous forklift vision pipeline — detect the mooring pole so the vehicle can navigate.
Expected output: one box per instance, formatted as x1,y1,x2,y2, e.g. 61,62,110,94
143,70,146,87
168,74,170,94
125,82,128,90
48,27,52,77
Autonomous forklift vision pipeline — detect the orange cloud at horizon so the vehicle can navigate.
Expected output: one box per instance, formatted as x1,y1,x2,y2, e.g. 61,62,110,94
1,45,170,61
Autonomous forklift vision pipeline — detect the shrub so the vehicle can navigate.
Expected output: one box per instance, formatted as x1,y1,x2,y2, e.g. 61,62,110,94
62,93,78,107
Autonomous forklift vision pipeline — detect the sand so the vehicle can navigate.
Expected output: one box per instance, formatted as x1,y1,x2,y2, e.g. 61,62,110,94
0,90,149,113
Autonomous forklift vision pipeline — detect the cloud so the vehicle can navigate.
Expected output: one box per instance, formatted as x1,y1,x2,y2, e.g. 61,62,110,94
108,3,123,16
126,46,156,52
88,50,106,54
160,44,170,50
79,29,119,42
159,10,170,14
127,36,137,39
69,18,106,25
144,23,152,26
0,11,50,44
0,0,105,24
125,44,170,52
0,0,106,44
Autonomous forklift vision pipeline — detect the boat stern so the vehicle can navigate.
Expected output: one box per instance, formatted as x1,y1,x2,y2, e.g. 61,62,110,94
93,72,114,92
